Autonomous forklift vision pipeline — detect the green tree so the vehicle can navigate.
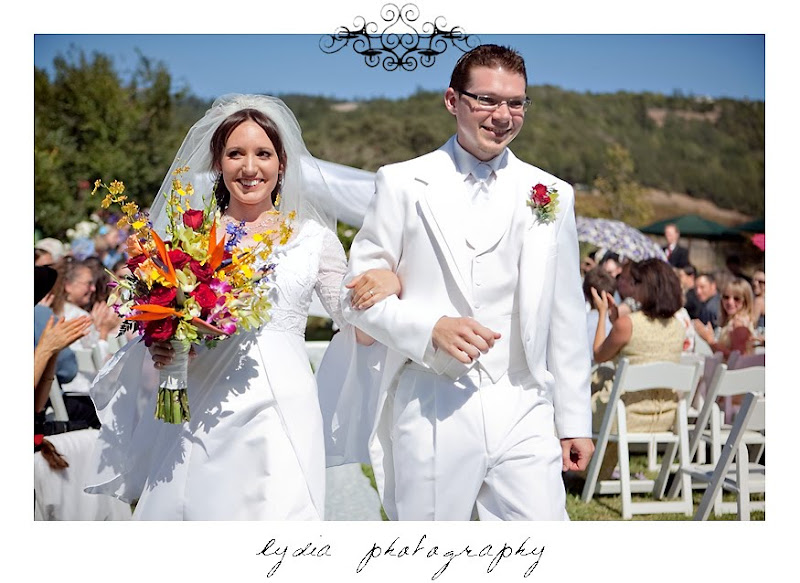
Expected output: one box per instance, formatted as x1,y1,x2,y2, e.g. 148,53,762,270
34,50,185,238
592,143,653,227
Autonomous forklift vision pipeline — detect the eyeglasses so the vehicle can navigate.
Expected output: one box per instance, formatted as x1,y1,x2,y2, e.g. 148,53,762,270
722,294,744,302
72,278,95,287
459,90,531,113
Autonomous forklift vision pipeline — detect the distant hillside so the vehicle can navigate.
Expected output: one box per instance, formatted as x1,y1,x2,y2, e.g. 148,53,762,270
33,51,764,239
277,87,764,217
578,188,753,226
147,89,768,219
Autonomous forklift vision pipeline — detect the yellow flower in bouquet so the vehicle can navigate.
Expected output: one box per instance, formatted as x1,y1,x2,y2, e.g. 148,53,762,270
94,168,293,424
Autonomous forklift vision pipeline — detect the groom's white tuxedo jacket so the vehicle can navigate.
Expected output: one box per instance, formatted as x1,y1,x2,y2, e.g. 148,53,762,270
342,137,591,517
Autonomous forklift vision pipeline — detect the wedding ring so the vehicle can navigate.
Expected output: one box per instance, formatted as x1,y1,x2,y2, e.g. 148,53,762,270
369,289,375,297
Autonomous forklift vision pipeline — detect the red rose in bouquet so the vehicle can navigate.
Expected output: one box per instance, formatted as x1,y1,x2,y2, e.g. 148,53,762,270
190,283,218,317
144,316,179,345
167,249,192,270
189,259,216,283
127,254,147,272
182,209,204,230
148,284,177,307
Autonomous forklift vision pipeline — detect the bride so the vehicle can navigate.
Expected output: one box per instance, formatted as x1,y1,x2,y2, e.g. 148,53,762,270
84,94,396,520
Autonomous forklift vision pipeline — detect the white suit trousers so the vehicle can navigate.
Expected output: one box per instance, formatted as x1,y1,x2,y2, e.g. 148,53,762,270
390,364,568,521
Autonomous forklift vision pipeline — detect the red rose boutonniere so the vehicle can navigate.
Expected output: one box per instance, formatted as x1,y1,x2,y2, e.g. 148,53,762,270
527,183,559,224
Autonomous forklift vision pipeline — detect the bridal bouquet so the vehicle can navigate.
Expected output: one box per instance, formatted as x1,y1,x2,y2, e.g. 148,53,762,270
93,169,293,424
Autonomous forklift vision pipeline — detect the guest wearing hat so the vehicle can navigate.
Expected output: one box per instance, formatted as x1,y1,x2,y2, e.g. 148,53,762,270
34,238,67,266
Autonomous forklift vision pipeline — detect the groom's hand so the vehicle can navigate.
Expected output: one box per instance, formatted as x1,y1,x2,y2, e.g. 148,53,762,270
432,316,501,364
560,438,595,472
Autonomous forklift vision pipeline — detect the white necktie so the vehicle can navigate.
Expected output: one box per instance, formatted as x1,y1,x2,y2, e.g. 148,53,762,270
470,163,493,205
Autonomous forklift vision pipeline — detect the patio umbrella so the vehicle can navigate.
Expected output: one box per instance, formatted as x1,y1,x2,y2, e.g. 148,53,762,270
576,216,667,262
734,217,765,233
639,214,741,240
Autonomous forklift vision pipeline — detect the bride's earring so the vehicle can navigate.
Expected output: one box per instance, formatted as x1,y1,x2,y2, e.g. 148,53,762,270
274,174,283,207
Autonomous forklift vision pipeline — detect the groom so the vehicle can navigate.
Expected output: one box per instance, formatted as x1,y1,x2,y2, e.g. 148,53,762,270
342,44,593,520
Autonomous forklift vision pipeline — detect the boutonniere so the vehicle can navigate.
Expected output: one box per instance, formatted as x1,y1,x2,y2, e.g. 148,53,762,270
526,183,559,224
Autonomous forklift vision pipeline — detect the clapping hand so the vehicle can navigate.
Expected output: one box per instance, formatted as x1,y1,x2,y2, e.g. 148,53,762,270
90,301,121,340
38,292,54,308
38,314,92,356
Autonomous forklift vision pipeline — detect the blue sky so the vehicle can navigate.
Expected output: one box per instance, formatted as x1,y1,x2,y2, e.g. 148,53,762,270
34,34,764,102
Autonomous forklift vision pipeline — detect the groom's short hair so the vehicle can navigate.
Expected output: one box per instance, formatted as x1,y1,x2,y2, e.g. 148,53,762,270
449,44,527,92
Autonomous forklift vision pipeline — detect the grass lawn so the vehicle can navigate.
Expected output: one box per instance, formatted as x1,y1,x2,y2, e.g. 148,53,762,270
361,452,765,521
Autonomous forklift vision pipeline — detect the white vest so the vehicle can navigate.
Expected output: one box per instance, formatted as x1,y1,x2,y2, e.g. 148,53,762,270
464,183,527,383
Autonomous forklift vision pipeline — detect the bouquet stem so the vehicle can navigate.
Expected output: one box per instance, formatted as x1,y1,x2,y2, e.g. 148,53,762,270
155,340,191,424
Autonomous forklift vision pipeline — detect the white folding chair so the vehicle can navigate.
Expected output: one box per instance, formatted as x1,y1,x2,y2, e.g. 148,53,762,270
48,378,69,422
668,362,765,514
693,334,714,356
685,351,724,465
581,358,702,519
688,392,766,520
724,350,765,423
104,334,122,354
72,346,98,375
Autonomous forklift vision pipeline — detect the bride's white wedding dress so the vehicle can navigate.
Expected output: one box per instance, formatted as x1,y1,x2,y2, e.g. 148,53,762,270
84,219,348,520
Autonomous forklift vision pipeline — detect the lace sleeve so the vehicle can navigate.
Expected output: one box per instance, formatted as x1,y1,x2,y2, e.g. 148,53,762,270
315,227,348,329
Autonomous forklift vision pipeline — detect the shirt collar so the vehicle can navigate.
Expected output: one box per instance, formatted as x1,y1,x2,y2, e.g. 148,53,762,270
451,137,507,180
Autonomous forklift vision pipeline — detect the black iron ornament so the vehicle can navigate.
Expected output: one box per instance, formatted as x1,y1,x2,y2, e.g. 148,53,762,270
319,3,480,72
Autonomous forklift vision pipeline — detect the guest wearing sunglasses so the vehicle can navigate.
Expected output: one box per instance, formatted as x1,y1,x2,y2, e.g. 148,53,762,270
694,277,756,358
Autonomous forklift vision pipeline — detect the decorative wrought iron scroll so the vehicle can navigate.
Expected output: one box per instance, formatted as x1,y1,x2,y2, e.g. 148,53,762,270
319,3,480,71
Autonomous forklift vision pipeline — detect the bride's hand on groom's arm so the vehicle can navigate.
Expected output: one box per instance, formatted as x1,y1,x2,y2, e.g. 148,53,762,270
346,269,401,310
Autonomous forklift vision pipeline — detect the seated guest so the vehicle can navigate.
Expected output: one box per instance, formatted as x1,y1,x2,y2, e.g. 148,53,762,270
34,237,67,267
589,258,686,479
599,252,624,304
694,272,721,328
48,257,120,427
583,267,616,361
678,264,703,319
694,277,756,359
34,265,91,462
581,250,598,277
615,260,640,318
600,251,623,279
34,266,78,387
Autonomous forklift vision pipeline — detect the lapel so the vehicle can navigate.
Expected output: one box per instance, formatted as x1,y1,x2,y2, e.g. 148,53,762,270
416,141,474,308
518,167,561,339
